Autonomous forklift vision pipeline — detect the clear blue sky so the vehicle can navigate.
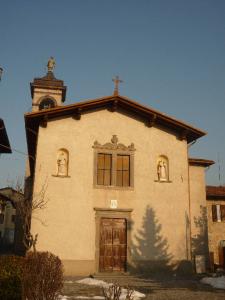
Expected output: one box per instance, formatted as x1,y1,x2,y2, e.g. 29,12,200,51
1,0,225,187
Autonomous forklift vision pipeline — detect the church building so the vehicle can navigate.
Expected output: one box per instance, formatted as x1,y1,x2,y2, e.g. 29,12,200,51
24,60,214,275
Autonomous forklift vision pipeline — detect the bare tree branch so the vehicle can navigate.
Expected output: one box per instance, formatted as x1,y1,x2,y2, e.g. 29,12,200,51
12,177,49,253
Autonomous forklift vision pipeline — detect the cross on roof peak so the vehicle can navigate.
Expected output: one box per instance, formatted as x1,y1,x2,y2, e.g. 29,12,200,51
112,75,123,96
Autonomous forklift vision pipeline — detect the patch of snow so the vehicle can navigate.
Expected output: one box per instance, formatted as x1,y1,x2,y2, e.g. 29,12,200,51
121,288,145,300
76,278,145,299
76,278,109,287
201,276,225,289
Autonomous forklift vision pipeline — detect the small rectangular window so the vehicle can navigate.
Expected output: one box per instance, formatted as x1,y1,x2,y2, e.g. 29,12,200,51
97,153,112,186
11,215,16,223
212,204,223,222
116,155,130,187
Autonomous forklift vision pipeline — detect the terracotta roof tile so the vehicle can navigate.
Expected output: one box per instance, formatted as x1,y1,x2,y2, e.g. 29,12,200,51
206,185,225,199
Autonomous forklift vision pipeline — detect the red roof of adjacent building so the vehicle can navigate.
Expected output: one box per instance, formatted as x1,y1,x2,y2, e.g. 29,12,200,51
206,186,225,199
189,158,214,167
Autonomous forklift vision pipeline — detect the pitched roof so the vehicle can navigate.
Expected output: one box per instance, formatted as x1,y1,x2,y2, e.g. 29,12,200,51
0,118,11,153
25,95,207,175
206,186,225,199
189,158,215,167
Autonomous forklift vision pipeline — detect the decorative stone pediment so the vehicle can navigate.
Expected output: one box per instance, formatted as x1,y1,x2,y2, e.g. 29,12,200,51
93,135,135,151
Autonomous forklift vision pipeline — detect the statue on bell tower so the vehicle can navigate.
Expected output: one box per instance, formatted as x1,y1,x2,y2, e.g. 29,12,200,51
47,57,56,72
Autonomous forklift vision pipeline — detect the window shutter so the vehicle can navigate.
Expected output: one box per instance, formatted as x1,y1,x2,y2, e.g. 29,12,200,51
97,153,112,186
220,205,225,221
97,154,104,185
212,205,217,222
116,155,130,187
122,155,130,187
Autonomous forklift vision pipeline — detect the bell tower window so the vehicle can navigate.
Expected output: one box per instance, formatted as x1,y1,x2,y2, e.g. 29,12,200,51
39,98,56,110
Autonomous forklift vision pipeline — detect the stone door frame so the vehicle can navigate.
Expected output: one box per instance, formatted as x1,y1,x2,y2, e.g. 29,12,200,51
94,207,132,274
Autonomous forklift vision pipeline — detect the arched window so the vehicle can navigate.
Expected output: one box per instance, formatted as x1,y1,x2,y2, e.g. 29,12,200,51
39,98,56,110
157,155,169,182
56,149,69,177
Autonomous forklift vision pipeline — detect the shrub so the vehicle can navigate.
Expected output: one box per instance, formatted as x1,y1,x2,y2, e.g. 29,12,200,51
102,284,134,300
0,255,24,300
23,251,63,300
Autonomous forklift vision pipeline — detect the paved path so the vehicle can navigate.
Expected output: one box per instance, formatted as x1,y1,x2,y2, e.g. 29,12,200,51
62,275,225,300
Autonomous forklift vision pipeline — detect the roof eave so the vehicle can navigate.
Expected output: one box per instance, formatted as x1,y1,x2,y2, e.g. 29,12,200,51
189,158,215,167
25,95,207,174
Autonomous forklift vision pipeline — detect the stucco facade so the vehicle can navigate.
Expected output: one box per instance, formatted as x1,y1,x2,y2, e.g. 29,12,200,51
25,70,214,275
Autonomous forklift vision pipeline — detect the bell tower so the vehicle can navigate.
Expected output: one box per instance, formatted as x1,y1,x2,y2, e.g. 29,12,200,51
30,57,67,112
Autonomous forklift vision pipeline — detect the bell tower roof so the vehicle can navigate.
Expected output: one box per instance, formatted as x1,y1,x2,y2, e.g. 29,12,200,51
30,70,67,102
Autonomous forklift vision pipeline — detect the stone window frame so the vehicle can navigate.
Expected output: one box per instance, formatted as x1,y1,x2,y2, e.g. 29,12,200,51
93,135,135,190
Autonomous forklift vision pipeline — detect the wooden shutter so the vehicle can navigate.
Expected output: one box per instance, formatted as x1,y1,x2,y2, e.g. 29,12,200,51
104,154,111,186
116,155,123,186
220,205,225,221
116,155,130,187
97,153,112,185
212,205,217,222
122,156,130,186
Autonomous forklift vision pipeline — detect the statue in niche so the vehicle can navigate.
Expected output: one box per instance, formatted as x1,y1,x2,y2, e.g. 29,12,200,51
57,150,68,176
157,160,168,181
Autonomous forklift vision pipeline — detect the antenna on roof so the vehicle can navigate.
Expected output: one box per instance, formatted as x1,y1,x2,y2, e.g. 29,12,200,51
218,152,222,186
112,75,123,96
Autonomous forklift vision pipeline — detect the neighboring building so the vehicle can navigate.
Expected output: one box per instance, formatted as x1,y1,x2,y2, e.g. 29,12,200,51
0,118,11,154
0,118,13,252
206,185,225,270
24,66,214,275
0,188,23,253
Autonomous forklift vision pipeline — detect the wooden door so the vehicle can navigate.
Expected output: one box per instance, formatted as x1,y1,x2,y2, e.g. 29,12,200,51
99,218,127,272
